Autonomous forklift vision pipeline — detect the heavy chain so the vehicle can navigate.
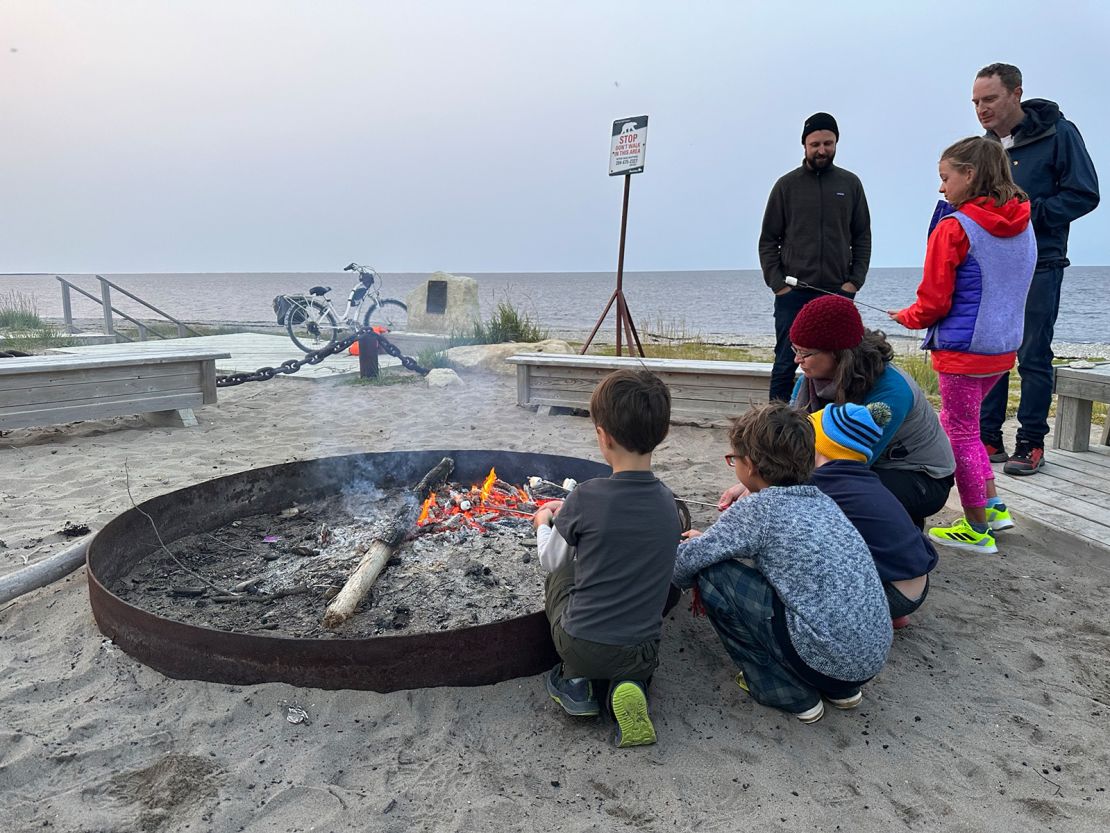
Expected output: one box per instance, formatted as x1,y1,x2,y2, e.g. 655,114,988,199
215,328,429,387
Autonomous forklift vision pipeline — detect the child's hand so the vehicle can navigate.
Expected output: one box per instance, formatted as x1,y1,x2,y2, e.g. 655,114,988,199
541,499,564,516
532,507,554,530
718,483,749,511
681,529,703,539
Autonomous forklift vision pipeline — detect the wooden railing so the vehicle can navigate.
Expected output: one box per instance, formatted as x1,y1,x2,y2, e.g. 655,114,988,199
56,275,202,342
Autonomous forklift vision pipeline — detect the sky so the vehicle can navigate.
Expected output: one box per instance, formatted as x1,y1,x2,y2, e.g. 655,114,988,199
2,0,1108,274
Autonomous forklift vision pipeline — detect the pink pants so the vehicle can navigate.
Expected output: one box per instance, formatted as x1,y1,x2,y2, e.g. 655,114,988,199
937,372,1003,509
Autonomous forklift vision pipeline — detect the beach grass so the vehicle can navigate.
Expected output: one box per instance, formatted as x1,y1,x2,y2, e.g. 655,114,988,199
416,347,453,370
343,371,421,387
468,301,547,344
0,290,44,330
0,291,80,353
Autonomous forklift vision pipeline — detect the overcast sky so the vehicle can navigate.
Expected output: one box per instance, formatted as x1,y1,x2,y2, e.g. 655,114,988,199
2,1,1107,274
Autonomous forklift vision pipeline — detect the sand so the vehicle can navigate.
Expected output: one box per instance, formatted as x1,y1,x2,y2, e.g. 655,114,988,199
2,369,1109,832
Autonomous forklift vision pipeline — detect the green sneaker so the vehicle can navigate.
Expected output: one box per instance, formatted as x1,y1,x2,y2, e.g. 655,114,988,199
985,503,1014,531
928,517,998,554
610,681,656,748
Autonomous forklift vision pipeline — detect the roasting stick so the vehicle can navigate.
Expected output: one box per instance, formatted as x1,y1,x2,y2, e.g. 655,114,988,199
784,276,891,314
322,457,454,629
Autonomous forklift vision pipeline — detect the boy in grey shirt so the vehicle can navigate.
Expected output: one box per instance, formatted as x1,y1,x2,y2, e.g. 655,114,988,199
534,369,681,748
673,402,892,724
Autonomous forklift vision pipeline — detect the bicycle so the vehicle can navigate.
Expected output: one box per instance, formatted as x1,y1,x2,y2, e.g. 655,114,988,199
275,263,408,353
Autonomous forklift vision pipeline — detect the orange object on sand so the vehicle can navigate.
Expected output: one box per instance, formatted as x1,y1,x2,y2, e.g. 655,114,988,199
347,327,389,355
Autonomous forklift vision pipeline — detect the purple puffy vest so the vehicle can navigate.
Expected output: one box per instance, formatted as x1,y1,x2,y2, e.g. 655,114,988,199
921,200,1037,355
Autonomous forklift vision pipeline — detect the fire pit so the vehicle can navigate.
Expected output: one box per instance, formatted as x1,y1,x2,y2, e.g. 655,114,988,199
87,450,610,691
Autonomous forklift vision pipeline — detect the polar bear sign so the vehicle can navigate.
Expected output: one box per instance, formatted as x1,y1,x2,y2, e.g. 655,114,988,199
609,116,648,176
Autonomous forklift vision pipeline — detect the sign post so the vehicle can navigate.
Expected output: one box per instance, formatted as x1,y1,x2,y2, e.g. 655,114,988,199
580,115,648,357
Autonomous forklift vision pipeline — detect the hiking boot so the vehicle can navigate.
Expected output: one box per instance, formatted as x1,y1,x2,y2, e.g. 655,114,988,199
928,517,998,554
985,503,1015,531
736,672,824,724
1004,442,1045,476
825,690,863,710
983,439,1009,463
545,664,599,717
610,680,656,747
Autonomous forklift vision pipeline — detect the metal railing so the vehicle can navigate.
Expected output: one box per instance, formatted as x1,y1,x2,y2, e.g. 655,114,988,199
57,275,202,342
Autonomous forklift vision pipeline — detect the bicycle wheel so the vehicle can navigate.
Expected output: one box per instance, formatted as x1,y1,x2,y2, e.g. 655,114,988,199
286,299,341,353
362,299,408,333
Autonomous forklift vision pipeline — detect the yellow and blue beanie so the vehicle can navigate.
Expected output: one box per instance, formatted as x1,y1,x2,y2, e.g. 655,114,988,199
810,402,892,463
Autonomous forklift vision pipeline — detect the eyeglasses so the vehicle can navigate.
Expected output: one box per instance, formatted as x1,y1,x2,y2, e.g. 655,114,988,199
791,346,823,360
724,454,740,467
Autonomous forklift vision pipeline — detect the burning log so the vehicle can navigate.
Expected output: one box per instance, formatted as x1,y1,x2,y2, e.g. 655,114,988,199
322,457,455,629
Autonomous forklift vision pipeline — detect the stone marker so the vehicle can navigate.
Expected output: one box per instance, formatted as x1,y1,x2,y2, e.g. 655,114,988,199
405,272,480,335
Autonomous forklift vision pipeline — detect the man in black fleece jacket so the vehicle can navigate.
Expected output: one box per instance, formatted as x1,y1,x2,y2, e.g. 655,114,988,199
759,112,872,401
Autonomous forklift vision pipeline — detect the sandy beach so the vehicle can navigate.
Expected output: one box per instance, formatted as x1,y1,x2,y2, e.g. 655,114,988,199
2,368,1109,832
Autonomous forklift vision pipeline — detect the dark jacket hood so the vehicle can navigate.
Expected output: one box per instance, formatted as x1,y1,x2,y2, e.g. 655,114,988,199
1013,98,1061,146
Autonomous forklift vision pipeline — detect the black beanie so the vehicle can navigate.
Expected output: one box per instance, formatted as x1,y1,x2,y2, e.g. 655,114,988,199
802,112,839,143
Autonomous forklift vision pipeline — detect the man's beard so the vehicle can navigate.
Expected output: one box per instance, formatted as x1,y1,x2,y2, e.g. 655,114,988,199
807,150,835,169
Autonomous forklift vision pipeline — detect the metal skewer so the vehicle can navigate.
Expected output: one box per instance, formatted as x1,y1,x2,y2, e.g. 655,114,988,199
784,276,892,315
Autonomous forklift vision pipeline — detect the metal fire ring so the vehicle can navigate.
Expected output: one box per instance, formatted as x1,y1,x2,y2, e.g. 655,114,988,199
87,450,609,692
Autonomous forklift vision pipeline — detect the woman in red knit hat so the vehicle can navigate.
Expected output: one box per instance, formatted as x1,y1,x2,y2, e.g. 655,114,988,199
722,294,956,530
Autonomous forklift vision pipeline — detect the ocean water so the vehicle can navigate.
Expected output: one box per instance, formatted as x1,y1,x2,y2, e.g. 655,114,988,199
3,267,1108,344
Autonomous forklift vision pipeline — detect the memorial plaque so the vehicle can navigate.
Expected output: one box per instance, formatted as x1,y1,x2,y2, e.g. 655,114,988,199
426,280,448,315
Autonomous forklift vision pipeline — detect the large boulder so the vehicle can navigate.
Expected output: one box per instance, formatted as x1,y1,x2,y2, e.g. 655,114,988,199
446,339,573,375
405,272,480,335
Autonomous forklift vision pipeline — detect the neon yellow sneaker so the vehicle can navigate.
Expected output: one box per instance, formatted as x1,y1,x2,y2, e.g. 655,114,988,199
928,517,998,554
985,503,1014,531
610,681,656,748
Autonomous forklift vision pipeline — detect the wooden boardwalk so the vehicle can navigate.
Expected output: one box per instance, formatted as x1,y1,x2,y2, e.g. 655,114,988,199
990,442,1110,555
938,427,1110,557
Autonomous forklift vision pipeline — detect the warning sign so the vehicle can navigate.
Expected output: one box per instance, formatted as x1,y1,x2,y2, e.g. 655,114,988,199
609,115,648,176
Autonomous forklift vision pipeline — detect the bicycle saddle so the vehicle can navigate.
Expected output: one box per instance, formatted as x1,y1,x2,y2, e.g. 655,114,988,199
308,286,331,296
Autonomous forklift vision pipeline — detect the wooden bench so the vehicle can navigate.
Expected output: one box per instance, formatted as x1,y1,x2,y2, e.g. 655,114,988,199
0,350,230,430
1053,362,1110,452
506,353,773,424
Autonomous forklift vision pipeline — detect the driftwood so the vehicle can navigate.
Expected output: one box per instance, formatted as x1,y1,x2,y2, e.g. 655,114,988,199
322,456,454,628
0,536,91,605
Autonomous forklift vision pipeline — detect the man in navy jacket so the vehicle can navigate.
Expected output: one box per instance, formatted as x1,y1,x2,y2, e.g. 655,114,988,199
972,62,1100,475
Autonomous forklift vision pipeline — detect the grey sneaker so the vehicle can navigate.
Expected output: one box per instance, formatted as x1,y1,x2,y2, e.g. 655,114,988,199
545,664,599,717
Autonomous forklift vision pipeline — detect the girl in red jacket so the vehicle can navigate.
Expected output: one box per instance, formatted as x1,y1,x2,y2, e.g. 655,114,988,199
890,137,1036,554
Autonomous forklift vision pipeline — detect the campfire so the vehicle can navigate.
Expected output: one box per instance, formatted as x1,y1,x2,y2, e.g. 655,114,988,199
414,467,571,534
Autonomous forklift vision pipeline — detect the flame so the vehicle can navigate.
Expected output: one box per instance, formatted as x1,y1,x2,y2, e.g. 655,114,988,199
414,467,543,533
479,467,497,504
417,492,436,525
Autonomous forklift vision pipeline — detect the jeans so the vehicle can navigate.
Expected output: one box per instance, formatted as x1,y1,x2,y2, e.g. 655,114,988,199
980,265,1064,447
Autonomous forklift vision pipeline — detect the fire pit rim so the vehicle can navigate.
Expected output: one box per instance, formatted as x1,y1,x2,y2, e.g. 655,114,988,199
87,448,610,691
